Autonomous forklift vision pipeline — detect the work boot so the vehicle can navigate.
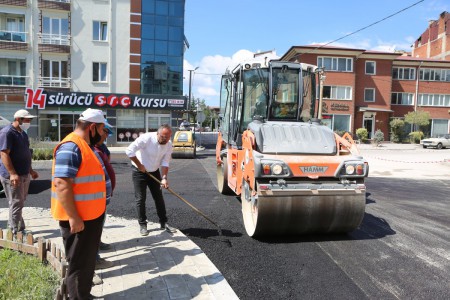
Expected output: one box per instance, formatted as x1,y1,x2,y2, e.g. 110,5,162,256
160,223,177,233
95,258,114,270
92,272,103,285
140,224,148,236
99,241,111,250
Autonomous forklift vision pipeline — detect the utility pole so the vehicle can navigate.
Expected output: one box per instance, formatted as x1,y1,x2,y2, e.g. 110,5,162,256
188,67,199,123
318,68,326,119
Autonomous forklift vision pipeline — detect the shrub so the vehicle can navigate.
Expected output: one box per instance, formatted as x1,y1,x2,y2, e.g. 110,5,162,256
356,128,368,142
32,148,53,160
373,129,384,146
408,131,423,144
389,118,405,143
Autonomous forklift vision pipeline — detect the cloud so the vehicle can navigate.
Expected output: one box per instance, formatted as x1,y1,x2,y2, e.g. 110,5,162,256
183,49,257,107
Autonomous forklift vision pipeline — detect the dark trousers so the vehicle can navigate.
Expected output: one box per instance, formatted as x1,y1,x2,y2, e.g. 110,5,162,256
60,213,104,300
132,167,168,226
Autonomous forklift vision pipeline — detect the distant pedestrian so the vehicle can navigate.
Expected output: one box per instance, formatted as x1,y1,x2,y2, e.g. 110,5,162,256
51,108,112,299
0,109,39,235
125,124,176,236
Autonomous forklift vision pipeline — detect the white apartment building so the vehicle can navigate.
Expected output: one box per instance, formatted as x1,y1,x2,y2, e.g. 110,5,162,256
0,0,187,145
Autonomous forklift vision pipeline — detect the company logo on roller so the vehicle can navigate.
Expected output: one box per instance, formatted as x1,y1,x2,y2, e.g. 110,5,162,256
299,166,328,173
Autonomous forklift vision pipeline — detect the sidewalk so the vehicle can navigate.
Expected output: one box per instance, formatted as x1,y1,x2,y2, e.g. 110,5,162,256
0,207,238,300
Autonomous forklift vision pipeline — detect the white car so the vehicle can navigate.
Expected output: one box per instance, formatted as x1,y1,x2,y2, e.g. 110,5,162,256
420,134,450,149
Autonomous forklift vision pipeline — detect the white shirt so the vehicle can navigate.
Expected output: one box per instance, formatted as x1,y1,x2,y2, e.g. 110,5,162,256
125,132,172,172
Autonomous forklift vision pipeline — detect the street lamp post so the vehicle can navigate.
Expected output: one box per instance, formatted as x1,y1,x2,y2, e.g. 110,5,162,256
318,68,326,119
188,67,199,122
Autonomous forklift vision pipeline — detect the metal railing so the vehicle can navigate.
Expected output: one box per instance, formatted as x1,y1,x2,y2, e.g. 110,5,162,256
0,30,27,43
0,75,29,87
39,77,71,88
38,33,70,46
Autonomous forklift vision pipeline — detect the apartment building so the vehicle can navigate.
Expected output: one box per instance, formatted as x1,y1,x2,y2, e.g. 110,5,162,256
280,45,450,139
0,0,187,145
280,12,450,140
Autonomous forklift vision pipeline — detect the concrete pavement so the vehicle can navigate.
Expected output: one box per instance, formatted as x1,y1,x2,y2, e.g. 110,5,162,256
0,208,238,300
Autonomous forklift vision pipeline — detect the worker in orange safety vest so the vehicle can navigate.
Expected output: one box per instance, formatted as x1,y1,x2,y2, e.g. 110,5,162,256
51,108,112,300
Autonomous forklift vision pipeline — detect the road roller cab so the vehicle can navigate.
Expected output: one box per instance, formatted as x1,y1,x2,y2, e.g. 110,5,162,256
215,58,369,237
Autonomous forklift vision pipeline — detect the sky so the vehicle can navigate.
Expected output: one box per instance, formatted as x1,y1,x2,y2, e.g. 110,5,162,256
181,0,449,107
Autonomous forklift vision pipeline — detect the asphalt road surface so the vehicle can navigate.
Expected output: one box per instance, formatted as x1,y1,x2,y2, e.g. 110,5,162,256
1,146,449,299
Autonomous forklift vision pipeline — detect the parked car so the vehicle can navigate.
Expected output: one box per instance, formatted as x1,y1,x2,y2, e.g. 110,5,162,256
420,134,450,149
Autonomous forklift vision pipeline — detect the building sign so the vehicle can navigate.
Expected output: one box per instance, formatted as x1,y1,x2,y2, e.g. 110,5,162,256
330,103,349,111
25,88,186,110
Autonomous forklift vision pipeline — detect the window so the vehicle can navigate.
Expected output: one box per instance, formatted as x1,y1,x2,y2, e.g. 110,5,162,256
93,62,107,82
392,67,415,80
418,94,450,107
321,114,351,132
391,92,414,105
365,61,376,75
93,21,107,41
419,68,450,82
322,86,352,100
317,57,353,72
42,60,68,87
116,110,144,142
0,59,26,86
364,88,375,102
431,119,450,137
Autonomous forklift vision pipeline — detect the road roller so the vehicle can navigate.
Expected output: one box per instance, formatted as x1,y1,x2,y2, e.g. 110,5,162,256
215,59,368,237
172,128,196,158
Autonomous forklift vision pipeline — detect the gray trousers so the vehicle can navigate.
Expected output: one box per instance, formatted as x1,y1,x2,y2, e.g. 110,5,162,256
0,174,31,233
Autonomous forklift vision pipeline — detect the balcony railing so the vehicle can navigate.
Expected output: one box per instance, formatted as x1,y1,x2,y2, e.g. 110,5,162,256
39,77,71,88
38,33,70,46
0,30,27,43
0,75,29,87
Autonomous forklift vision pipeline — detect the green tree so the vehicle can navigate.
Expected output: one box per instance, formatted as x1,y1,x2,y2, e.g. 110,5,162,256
404,110,430,131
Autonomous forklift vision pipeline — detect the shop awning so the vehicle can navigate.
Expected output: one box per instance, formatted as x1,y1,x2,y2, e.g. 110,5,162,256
358,106,393,113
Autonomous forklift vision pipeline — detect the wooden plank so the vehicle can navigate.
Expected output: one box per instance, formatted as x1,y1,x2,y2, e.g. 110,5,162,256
0,239,38,255
26,233,34,245
6,229,13,241
0,229,3,239
37,238,46,262
16,231,23,243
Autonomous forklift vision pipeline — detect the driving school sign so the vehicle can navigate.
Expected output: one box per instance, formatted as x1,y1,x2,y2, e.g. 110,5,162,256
25,88,186,110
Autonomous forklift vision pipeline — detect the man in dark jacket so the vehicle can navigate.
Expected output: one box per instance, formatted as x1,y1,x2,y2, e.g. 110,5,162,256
0,109,39,234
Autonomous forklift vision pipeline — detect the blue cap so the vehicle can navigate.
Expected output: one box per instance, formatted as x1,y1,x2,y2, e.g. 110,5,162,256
104,123,114,137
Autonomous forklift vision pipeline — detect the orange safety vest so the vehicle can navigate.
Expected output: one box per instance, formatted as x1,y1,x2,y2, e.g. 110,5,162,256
51,132,106,221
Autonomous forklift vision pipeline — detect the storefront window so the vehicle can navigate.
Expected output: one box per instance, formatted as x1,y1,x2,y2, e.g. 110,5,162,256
321,114,351,133
39,114,59,141
116,110,145,142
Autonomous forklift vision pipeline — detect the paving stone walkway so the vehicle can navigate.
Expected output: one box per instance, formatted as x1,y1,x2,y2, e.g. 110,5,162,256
0,207,238,300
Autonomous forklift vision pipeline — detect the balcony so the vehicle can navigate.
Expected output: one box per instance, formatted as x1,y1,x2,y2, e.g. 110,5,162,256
38,0,70,11
0,75,28,87
0,30,26,42
0,0,27,7
38,33,70,53
0,75,29,94
0,29,28,50
39,77,71,89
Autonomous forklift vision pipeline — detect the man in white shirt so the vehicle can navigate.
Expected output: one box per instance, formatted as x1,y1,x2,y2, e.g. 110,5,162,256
125,124,176,236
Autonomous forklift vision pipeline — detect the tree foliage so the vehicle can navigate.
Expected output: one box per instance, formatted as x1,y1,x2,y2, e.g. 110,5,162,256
404,110,430,127
389,118,405,143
